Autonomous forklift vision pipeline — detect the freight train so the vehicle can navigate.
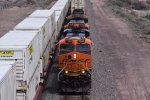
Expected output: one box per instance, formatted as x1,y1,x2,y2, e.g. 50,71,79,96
57,6,92,92
0,0,88,99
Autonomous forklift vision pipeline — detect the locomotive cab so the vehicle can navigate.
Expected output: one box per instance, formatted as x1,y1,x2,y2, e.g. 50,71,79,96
58,37,92,91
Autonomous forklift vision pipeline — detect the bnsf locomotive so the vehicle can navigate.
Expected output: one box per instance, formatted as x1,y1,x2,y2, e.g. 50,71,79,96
58,37,92,91
57,7,92,92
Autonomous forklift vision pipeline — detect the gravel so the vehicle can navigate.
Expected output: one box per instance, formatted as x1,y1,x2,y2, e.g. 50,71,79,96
87,0,126,99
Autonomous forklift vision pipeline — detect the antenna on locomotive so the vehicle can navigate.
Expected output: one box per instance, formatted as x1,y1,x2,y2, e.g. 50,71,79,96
65,37,72,43
78,37,85,43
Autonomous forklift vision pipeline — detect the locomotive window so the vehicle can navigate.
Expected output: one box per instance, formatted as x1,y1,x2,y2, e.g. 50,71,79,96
60,44,74,54
76,44,91,54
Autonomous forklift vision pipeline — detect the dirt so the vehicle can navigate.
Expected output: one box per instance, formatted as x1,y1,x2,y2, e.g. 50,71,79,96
0,0,55,38
0,6,35,37
107,0,150,42
87,0,150,100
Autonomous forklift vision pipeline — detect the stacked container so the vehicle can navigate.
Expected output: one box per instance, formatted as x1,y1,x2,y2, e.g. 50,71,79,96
54,0,70,17
29,10,56,78
0,31,40,100
0,61,16,100
29,10,55,39
14,17,50,57
26,63,40,100
55,11,63,38
51,0,71,38
51,5,66,21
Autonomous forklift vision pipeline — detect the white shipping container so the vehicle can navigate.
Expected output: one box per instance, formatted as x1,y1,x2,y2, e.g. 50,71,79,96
27,63,40,100
51,5,66,20
0,31,40,90
50,30,57,49
16,64,40,100
29,10,56,50
40,41,51,76
55,11,63,38
29,10,56,38
54,0,70,16
0,62,16,100
14,17,50,56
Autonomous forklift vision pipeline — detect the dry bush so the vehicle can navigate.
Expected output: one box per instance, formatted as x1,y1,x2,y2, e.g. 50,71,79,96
27,0,35,4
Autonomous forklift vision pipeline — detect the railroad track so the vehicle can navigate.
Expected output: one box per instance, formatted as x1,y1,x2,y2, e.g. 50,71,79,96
60,95,90,100
59,91,90,100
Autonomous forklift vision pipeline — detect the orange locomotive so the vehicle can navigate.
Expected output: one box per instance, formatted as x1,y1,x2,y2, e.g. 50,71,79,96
58,36,92,91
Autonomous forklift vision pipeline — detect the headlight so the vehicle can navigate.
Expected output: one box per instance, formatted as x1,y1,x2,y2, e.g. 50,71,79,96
65,70,68,74
73,53,77,59
82,70,85,74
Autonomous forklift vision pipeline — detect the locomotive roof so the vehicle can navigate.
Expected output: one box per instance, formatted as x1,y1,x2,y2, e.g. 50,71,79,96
66,33,85,37
59,37,92,44
69,20,85,23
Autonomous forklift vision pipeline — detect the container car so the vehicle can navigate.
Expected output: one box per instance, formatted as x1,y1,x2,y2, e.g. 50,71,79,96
29,9,56,55
0,31,40,92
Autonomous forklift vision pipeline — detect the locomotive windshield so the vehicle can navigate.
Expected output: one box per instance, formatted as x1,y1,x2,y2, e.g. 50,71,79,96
76,44,91,54
60,44,74,54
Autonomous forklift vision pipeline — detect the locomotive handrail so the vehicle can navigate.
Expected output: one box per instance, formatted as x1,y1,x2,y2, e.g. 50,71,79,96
84,61,91,75
58,62,67,81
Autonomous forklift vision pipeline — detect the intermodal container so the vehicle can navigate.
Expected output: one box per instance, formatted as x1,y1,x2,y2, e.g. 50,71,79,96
29,10,55,40
0,61,16,100
14,18,49,56
0,31,40,91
